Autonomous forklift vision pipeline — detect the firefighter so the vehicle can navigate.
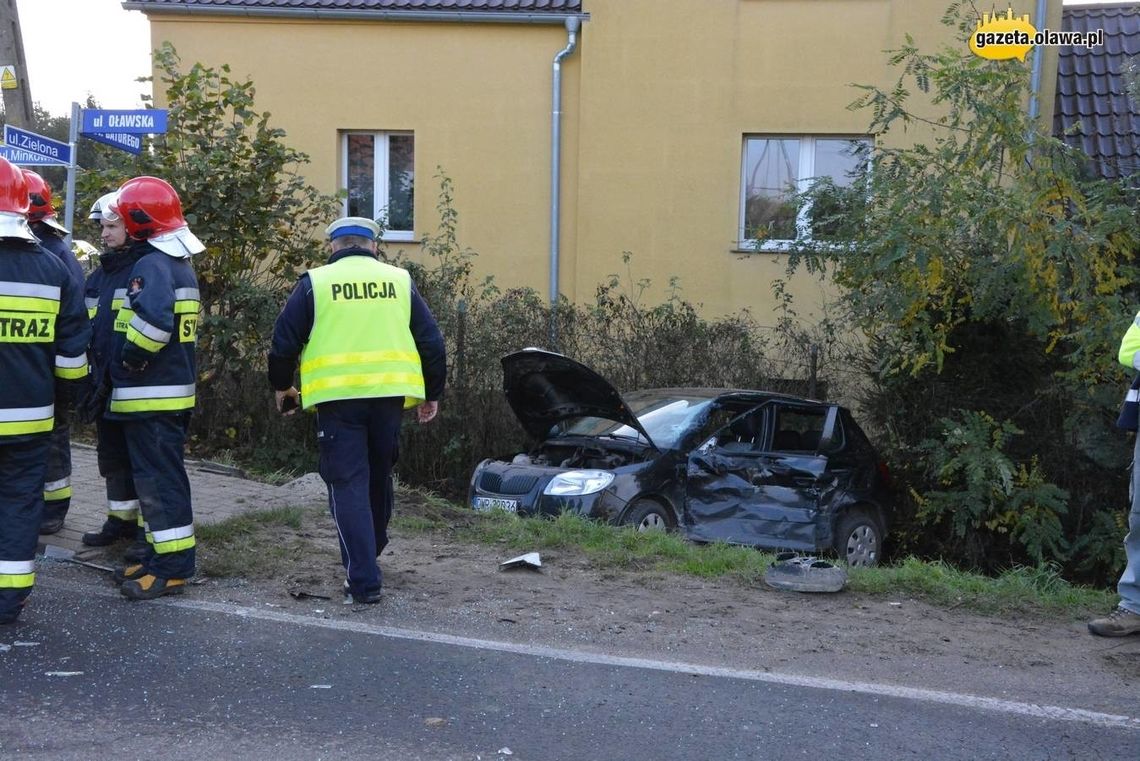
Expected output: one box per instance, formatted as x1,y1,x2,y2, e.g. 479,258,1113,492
268,217,446,604
79,193,146,559
22,170,86,535
102,177,203,601
0,157,90,624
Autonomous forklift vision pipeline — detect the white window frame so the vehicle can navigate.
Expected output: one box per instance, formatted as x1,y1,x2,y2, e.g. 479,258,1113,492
340,131,415,243
738,135,869,252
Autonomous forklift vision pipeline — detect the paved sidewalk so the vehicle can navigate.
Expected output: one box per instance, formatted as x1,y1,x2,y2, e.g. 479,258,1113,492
38,443,328,558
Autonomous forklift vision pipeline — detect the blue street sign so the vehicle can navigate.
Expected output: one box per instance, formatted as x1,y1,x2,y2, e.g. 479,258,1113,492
0,145,69,166
3,125,72,164
83,131,143,155
81,109,167,135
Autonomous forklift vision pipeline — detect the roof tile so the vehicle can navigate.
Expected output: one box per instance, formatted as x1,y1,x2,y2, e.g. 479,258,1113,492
1053,4,1140,180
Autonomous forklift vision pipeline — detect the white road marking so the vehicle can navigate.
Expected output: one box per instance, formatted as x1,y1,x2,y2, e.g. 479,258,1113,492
37,580,1140,731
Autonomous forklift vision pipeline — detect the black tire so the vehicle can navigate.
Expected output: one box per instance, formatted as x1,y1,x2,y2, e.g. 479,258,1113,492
623,498,673,533
834,507,884,567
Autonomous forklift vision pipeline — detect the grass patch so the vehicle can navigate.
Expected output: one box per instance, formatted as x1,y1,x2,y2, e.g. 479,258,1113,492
400,505,1115,619
448,510,777,577
197,505,316,578
847,557,1116,619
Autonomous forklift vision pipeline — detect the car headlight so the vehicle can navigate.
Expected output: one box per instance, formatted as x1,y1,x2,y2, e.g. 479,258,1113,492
543,470,615,496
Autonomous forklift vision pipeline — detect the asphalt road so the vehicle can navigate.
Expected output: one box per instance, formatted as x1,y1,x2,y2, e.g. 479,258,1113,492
3,577,1139,761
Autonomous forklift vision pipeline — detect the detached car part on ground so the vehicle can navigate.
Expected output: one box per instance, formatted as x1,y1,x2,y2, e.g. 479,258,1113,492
469,349,893,567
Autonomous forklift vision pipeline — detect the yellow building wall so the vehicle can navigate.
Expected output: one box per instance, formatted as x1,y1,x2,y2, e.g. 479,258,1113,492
143,0,1060,323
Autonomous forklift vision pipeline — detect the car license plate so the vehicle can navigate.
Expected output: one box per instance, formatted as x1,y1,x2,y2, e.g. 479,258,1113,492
473,496,519,513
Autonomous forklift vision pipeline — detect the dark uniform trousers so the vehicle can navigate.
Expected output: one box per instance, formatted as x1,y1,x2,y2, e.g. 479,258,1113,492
0,436,51,614
41,410,73,525
95,416,141,531
316,397,403,598
103,413,194,578
34,228,82,528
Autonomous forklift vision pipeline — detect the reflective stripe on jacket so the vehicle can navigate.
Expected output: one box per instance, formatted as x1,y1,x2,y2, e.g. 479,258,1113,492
1119,374,1140,432
106,244,199,417
86,245,144,379
300,256,425,409
0,240,90,440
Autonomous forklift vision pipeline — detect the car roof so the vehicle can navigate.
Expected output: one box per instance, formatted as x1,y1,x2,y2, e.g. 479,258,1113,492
629,387,836,407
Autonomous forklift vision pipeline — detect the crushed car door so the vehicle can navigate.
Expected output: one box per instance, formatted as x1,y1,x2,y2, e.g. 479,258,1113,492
683,403,836,551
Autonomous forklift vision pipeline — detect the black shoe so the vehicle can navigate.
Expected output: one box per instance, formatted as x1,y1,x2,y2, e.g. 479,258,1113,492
81,518,136,547
0,609,19,625
342,580,382,605
122,541,150,564
38,516,65,535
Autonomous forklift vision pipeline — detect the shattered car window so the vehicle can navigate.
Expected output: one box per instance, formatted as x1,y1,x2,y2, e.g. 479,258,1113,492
559,393,715,449
770,405,843,453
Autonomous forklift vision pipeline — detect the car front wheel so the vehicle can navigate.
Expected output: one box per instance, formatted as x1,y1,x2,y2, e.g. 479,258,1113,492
834,507,883,567
623,499,672,533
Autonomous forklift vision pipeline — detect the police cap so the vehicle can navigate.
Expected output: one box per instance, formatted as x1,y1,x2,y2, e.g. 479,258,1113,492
326,216,380,241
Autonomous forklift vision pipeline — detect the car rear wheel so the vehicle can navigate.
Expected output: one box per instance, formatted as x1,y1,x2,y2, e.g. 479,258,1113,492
624,499,672,533
834,507,883,567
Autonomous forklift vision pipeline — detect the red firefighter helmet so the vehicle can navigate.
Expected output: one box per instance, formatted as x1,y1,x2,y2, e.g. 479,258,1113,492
22,169,55,220
0,158,30,216
22,169,69,234
0,157,34,240
112,176,188,240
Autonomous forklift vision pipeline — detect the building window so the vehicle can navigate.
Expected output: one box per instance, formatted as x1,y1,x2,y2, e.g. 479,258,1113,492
342,131,415,242
740,136,869,250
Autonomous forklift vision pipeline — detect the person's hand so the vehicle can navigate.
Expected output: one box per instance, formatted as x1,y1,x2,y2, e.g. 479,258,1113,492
275,387,300,416
417,400,438,424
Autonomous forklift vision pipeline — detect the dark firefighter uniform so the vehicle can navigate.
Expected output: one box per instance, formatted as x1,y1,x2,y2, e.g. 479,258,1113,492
269,219,445,603
82,241,147,546
0,224,90,624
30,219,86,534
105,241,201,584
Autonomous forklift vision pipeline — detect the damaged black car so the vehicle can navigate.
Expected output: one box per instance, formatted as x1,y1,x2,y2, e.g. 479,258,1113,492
468,348,893,566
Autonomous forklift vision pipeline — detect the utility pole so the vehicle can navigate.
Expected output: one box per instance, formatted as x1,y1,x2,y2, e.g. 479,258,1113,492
0,0,32,127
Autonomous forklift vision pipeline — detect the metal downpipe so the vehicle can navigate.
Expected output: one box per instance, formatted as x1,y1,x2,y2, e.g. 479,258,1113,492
1027,0,1048,124
549,16,580,348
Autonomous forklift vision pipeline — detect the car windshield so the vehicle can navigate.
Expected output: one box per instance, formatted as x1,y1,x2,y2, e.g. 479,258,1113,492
557,392,716,450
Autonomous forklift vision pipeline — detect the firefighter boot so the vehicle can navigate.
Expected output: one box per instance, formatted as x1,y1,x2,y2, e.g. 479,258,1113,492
38,513,65,535
120,575,187,601
81,517,136,547
122,524,150,564
112,564,147,584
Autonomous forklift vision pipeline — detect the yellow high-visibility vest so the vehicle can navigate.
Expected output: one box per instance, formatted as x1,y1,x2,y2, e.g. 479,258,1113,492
299,255,426,410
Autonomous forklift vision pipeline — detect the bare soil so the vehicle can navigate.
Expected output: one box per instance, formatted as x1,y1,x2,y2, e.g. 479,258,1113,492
89,490,1140,718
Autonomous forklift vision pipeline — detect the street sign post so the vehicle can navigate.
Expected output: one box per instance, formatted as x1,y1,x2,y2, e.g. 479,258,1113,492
3,124,72,164
81,109,167,135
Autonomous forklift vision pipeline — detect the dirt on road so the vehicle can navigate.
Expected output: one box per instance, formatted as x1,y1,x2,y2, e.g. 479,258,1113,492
77,489,1140,720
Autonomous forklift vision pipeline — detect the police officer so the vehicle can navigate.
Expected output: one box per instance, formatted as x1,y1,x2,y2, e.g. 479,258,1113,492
79,193,146,557
22,170,86,536
0,157,90,624
1090,316,1140,637
103,177,203,601
269,217,446,604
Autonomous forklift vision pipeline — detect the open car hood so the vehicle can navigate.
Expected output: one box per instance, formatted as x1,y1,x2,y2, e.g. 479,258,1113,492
501,348,657,449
